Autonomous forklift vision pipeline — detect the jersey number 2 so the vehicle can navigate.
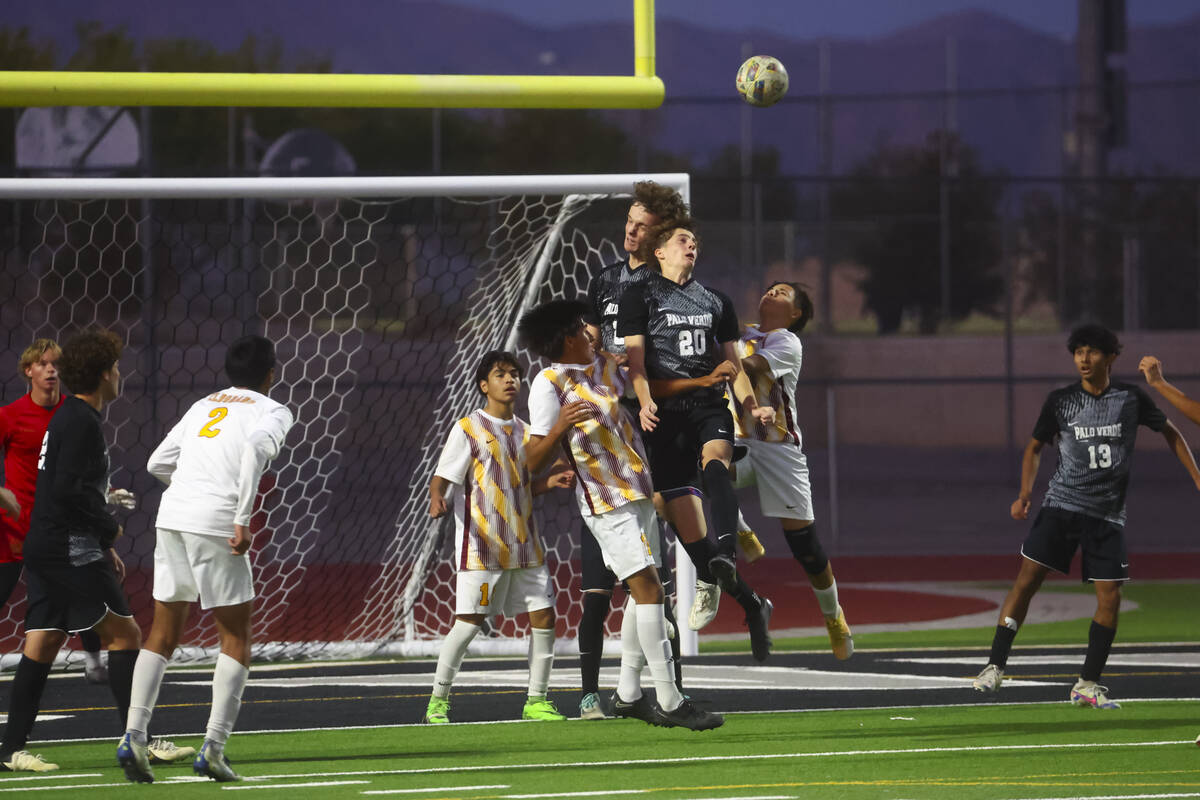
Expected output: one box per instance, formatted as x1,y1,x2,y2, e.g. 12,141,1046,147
1087,444,1112,469
198,407,228,438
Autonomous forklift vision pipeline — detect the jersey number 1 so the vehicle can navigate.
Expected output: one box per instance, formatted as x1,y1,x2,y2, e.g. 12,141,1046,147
198,407,228,438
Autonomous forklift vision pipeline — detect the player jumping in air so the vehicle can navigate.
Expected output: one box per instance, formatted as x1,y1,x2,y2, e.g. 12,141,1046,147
714,283,853,659
425,350,573,724
973,325,1200,708
521,299,723,730
117,335,294,783
619,218,775,661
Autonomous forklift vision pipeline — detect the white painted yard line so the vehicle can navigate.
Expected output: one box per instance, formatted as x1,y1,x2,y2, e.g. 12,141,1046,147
0,775,100,783
500,791,646,799
360,787,509,796
998,794,1200,800
0,782,130,792
223,780,372,790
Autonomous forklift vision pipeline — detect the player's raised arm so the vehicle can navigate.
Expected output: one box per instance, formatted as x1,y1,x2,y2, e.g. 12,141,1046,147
622,335,658,431
723,340,775,426
1139,356,1200,428
1160,419,1200,491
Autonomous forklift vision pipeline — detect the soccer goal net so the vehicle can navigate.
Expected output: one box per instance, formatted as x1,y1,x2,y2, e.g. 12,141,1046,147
0,173,691,663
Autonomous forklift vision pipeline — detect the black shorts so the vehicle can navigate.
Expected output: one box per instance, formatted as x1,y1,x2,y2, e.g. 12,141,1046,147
23,557,132,633
646,401,735,494
1021,507,1129,583
0,561,22,606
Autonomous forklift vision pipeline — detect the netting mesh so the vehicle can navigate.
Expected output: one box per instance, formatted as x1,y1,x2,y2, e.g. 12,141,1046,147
0,181,666,663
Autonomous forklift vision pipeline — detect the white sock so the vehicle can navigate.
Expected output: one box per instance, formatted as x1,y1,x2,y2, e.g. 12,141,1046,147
616,598,645,703
635,602,682,712
814,578,840,618
432,620,480,699
736,510,750,532
527,627,555,698
125,650,168,740
84,650,104,671
204,653,249,748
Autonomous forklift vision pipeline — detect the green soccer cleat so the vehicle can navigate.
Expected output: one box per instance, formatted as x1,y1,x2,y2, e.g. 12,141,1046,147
522,695,566,721
424,696,451,724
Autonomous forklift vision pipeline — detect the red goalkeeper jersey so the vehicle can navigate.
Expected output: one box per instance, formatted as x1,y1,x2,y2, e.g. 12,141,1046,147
0,393,65,562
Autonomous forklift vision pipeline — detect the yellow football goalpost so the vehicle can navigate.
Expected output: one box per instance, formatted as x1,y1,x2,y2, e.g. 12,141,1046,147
0,1,662,109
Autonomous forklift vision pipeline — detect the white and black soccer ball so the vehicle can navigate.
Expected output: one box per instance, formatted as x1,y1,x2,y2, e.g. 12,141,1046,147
736,55,789,107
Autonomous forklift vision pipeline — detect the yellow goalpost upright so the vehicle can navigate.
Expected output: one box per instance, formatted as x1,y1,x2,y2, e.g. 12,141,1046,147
0,0,663,109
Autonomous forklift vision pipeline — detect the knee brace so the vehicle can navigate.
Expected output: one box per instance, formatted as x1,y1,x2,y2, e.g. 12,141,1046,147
783,524,828,576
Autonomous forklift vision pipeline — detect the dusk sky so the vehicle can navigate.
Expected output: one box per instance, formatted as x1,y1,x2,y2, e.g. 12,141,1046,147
437,0,1200,39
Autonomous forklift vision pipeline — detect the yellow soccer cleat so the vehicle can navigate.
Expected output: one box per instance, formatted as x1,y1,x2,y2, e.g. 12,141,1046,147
736,529,766,563
824,606,853,660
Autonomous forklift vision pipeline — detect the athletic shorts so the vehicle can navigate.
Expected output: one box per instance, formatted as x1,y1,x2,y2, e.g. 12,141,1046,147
456,564,554,617
153,528,255,610
0,561,23,607
582,499,660,582
23,557,132,634
1021,507,1129,582
580,516,619,592
732,438,814,520
646,401,735,493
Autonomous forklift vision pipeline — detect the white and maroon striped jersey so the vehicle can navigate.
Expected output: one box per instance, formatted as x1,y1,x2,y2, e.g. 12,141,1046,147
434,409,544,570
729,325,802,445
528,355,653,516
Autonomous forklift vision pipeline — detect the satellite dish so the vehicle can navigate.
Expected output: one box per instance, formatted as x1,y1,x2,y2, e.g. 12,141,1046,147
16,107,140,174
259,128,356,176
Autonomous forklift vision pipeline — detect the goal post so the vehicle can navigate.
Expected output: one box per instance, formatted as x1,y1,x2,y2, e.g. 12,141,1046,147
0,173,698,663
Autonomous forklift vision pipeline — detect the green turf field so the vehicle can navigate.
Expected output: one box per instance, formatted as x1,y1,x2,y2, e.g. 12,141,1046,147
704,581,1200,654
8,701,1198,798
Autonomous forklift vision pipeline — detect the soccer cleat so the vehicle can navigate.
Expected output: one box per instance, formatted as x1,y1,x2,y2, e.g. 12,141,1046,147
579,692,607,720
148,738,196,763
708,554,738,593
824,607,854,660
655,699,725,731
193,742,241,782
688,580,721,631
83,660,109,685
1070,679,1120,710
1,751,58,773
736,529,766,563
610,691,662,726
117,733,154,784
746,596,773,662
423,696,451,724
522,695,566,721
972,664,1004,693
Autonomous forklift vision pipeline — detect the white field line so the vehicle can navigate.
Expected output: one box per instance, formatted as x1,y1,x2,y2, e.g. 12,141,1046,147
223,780,371,790
0,775,99,783
359,787,509,796
998,794,1200,800
0,783,131,793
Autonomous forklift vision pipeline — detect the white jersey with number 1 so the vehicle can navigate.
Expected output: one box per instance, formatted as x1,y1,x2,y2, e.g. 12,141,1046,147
148,387,294,538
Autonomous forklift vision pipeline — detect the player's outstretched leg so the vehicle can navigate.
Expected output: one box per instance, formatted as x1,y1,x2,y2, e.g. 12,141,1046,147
426,619,480,723
783,524,852,659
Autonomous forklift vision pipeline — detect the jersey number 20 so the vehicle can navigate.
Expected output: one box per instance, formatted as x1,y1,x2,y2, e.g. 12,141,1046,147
677,329,707,356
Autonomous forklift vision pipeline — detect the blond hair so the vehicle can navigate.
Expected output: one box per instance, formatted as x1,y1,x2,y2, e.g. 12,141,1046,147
18,339,61,384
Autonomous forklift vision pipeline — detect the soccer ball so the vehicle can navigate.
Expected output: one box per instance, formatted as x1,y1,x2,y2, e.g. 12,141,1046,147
736,55,789,107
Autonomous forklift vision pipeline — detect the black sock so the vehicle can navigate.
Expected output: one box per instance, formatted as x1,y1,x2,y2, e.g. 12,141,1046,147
680,538,717,584
702,461,739,557
662,600,683,689
988,625,1018,668
1080,621,1117,682
578,593,610,695
78,628,102,654
0,656,52,757
727,576,762,617
107,649,139,728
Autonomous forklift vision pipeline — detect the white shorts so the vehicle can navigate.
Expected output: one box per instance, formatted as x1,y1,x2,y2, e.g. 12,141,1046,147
732,439,814,520
153,529,255,610
582,498,660,581
455,564,554,618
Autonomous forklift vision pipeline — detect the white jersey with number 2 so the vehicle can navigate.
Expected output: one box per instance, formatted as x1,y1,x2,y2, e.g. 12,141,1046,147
147,386,294,538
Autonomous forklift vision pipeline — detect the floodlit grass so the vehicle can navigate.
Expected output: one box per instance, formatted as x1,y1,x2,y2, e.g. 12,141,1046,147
12,701,1198,798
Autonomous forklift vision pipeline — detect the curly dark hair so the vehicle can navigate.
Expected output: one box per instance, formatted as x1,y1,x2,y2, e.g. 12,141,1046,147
59,329,122,395
518,299,589,361
1066,324,1121,356
632,180,689,222
767,282,815,334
